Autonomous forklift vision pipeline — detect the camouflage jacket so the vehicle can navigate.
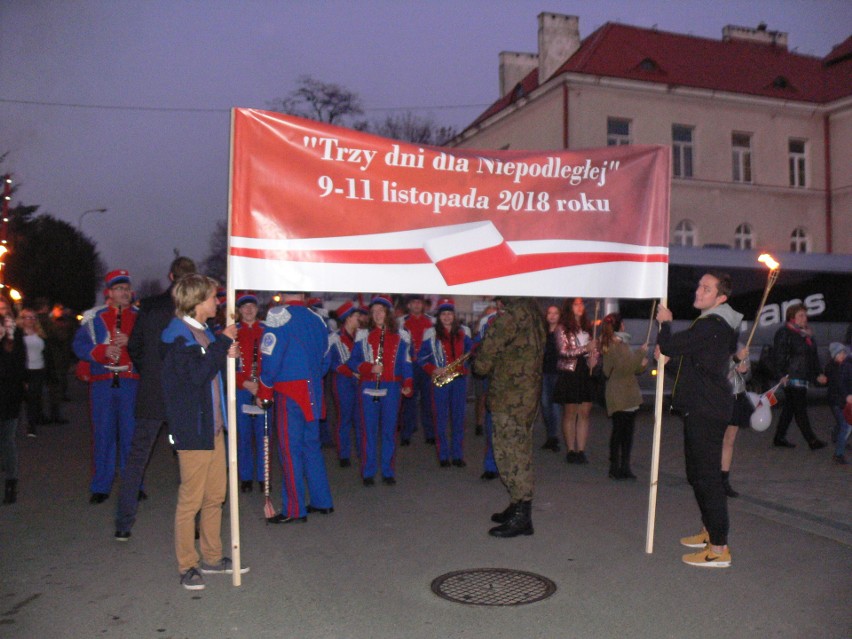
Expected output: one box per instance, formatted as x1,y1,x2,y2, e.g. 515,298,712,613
473,297,545,421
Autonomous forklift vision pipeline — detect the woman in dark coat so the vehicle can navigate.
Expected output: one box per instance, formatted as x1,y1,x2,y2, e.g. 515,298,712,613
0,299,26,504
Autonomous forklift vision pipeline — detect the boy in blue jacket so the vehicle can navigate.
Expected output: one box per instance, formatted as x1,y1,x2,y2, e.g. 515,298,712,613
160,274,248,590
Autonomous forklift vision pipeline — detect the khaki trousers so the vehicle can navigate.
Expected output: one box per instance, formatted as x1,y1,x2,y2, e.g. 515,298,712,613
175,430,226,573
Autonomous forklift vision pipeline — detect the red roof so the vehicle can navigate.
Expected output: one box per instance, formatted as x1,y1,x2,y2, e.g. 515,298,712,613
467,23,851,131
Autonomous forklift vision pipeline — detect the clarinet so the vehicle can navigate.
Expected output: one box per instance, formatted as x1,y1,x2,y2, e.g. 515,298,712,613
111,305,122,388
372,324,385,402
249,338,259,403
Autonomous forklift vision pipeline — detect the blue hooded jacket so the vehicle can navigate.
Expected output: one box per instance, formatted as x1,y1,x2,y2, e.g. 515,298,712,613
160,317,232,450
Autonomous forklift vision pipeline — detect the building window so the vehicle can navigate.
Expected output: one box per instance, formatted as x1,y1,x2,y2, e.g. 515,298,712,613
789,139,806,188
673,219,697,247
672,125,694,178
790,227,810,253
607,118,631,146
732,133,752,183
734,223,754,249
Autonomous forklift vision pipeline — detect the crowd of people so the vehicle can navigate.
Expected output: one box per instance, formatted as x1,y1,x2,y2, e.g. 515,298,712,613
0,262,849,584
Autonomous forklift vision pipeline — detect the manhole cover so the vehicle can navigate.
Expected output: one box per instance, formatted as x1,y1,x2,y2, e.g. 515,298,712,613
431,568,556,606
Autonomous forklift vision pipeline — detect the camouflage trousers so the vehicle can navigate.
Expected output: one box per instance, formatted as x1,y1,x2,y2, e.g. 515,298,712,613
491,412,534,502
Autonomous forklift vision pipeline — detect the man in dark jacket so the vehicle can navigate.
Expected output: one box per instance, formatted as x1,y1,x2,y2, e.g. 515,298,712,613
657,271,741,568
114,257,196,541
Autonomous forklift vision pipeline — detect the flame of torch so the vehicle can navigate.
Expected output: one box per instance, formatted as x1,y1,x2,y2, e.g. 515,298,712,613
745,254,781,349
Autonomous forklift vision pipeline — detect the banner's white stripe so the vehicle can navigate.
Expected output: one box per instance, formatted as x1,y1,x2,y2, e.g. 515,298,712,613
231,256,668,298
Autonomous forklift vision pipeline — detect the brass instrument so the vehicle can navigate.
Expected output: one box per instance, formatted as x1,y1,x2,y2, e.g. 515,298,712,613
433,351,471,387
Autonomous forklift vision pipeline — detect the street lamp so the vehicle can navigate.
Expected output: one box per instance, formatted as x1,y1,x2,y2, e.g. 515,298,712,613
78,208,108,231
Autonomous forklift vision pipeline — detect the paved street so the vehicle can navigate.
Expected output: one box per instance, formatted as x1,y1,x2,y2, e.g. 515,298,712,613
1,376,849,639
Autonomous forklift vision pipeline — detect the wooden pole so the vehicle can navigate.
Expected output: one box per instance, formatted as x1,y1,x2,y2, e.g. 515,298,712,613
226,109,243,586
645,296,667,554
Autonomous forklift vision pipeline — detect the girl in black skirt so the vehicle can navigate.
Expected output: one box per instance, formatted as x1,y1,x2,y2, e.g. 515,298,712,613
553,298,598,463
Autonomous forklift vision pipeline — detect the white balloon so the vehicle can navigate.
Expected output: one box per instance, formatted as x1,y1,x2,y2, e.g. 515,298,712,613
750,399,772,432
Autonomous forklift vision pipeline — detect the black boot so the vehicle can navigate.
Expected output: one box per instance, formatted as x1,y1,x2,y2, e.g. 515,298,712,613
489,500,533,538
4,479,17,504
721,471,739,498
490,502,517,524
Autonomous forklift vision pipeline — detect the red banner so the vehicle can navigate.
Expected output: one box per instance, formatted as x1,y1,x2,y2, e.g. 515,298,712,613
229,108,670,297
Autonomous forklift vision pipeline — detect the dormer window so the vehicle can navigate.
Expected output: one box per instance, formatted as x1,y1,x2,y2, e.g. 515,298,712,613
512,84,527,102
771,75,793,90
638,57,659,72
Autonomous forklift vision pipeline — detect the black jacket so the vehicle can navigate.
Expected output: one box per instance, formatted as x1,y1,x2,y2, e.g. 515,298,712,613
657,308,739,421
128,288,175,420
773,324,821,384
160,317,232,451
0,330,26,420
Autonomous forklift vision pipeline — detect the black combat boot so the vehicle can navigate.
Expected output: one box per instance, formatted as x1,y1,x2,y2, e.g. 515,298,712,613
490,501,518,524
489,500,533,538
4,479,18,504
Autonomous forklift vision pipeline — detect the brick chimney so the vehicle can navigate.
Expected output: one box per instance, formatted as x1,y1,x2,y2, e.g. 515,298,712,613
499,52,538,97
722,23,788,49
538,13,581,83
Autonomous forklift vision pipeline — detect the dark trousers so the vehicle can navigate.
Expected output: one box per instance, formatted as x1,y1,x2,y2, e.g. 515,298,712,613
774,385,818,444
682,412,728,547
24,368,47,426
115,418,164,532
609,411,636,470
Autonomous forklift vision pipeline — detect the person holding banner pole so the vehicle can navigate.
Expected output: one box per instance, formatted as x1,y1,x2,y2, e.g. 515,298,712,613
348,295,412,486
656,271,741,568
257,292,333,523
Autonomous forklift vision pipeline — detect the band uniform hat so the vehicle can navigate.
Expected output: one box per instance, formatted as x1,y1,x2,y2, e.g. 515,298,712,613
236,292,258,308
436,298,455,313
336,300,364,322
307,296,324,308
104,269,131,288
216,286,227,307
828,342,848,360
370,295,394,309
406,293,425,303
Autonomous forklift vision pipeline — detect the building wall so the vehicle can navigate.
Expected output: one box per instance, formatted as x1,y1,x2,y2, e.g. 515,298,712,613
455,78,847,254
828,107,852,254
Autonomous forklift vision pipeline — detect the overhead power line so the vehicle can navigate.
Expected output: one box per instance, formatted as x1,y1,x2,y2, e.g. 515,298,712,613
0,97,489,115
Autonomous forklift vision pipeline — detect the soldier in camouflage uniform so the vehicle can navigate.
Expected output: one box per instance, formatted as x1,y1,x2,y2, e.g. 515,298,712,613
472,297,545,537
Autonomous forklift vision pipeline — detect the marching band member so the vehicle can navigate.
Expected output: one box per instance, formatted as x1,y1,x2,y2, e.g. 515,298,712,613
328,301,365,468
234,292,265,493
257,292,333,523
398,294,434,445
72,269,139,504
348,295,412,486
419,298,472,467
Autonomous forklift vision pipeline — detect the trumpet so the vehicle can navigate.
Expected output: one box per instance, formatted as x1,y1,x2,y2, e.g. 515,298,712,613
433,351,471,387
